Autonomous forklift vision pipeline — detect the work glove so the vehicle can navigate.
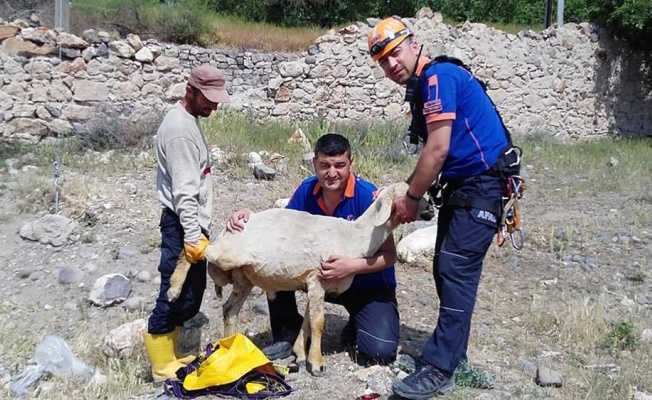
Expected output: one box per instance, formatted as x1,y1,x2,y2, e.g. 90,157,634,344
184,234,209,264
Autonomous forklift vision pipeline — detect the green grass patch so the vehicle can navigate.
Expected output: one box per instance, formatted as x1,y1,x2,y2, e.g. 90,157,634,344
604,321,639,351
520,137,652,194
202,111,416,184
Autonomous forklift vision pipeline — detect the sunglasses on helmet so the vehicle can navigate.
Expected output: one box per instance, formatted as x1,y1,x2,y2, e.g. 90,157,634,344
369,27,411,58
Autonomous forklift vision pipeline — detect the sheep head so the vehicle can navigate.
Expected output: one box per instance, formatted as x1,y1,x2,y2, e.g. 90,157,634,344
370,181,434,226
370,182,408,226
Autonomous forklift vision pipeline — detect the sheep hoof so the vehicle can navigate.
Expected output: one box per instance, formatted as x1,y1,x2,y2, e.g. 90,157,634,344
167,287,180,302
307,363,325,377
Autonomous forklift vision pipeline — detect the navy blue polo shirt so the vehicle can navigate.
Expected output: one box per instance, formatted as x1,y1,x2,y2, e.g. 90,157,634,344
419,61,508,180
286,173,397,290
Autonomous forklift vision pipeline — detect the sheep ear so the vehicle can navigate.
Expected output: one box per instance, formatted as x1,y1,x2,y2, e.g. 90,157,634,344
372,197,393,226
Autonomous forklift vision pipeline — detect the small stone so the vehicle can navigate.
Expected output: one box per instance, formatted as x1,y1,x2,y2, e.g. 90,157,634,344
252,298,269,315
641,329,652,342
619,235,632,245
273,198,290,208
126,269,139,279
136,270,151,282
118,247,138,260
253,163,276,180
78,245,95,258
518,359,538,376
584,257,598,267
607,157,618,167
247,152,263,164
633,391,652,400
43,304,53,310
536,365,563,387
83,262,99,273
58,267,84,284
89,273,132,307
63,302,77,310
16,270,31,279
124,182,138,195
123,296,147,311
29,270,45,281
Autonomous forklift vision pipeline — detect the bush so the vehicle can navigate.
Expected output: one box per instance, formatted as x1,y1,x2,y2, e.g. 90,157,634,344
604,321,639,350
71,0,213,45
77,108,162,152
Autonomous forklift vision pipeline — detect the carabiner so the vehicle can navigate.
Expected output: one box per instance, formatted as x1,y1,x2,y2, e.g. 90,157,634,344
402,131,420,155
510,228,524,250
497,225,508,247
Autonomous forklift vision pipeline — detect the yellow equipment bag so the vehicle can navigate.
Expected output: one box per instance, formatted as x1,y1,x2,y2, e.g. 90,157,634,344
164,333,292,399
183,333,274,390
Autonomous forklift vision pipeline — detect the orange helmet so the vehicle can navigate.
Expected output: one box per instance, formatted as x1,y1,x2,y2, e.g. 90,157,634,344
368,16,413,61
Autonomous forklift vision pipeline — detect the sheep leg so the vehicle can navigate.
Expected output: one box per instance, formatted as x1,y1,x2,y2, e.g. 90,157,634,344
222,268,253,337
167,252,190,302
306,276,326,376
207,262,232,300
293,302,310,366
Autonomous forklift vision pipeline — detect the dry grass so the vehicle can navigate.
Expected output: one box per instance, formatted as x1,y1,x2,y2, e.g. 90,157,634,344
204,15,326,52
0,300,151,399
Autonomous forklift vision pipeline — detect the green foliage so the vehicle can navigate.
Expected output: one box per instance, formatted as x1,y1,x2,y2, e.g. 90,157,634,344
72,0,213,45
588,0,652,48
154,1,213,45
454,360,496,389
604,321,639,350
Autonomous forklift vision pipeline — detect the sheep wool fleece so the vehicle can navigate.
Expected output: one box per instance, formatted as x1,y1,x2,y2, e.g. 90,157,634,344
149,103,212,334
268,174,400,363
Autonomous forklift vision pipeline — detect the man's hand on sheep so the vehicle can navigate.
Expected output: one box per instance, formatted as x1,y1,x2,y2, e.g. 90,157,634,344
226,208,251,233
392,195,419,225
319,255,355,281
184,234,209,264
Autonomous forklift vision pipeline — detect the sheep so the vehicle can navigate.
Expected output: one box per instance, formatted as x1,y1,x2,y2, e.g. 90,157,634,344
167,181,431,376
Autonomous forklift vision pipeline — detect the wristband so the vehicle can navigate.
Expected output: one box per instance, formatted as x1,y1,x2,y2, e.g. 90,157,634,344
405,191,421,202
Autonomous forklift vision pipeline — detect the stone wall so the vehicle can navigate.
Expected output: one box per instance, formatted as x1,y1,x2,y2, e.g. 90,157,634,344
1,9,651,141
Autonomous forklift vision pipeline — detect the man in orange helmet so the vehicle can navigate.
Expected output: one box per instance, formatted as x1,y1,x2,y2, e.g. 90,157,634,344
369,16,519,399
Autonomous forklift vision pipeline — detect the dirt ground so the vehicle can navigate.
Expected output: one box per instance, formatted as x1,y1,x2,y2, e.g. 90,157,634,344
0,142,651,400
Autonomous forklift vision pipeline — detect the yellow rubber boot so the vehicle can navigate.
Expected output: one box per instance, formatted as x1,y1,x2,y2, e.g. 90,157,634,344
143,330,189,382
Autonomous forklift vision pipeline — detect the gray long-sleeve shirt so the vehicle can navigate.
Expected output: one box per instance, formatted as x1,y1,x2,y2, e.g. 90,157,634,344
155,103,213,242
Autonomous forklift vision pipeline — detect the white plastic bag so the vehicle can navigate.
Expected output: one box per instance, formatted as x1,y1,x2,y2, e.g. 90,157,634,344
10,335,94,396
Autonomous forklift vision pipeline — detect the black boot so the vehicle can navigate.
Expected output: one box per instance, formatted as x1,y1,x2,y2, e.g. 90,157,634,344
392,361,455,399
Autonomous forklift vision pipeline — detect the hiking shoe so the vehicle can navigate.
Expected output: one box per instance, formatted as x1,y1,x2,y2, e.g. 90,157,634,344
340,319,356,347
454,360,495,389
392,362,455,399
262,341,292,360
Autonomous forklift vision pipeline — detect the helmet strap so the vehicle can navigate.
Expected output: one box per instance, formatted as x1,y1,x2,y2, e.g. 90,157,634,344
404,45,425,103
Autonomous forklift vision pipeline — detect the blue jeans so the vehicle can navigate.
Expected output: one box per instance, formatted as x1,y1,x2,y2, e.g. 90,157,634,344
148,208,207,334
269,287,400,364
422,174,502,376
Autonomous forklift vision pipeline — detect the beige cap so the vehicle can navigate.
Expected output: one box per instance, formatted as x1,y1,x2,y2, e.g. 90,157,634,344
188,65,230,103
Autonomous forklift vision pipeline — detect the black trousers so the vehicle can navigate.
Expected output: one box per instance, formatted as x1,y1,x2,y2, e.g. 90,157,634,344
148,208,207,334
